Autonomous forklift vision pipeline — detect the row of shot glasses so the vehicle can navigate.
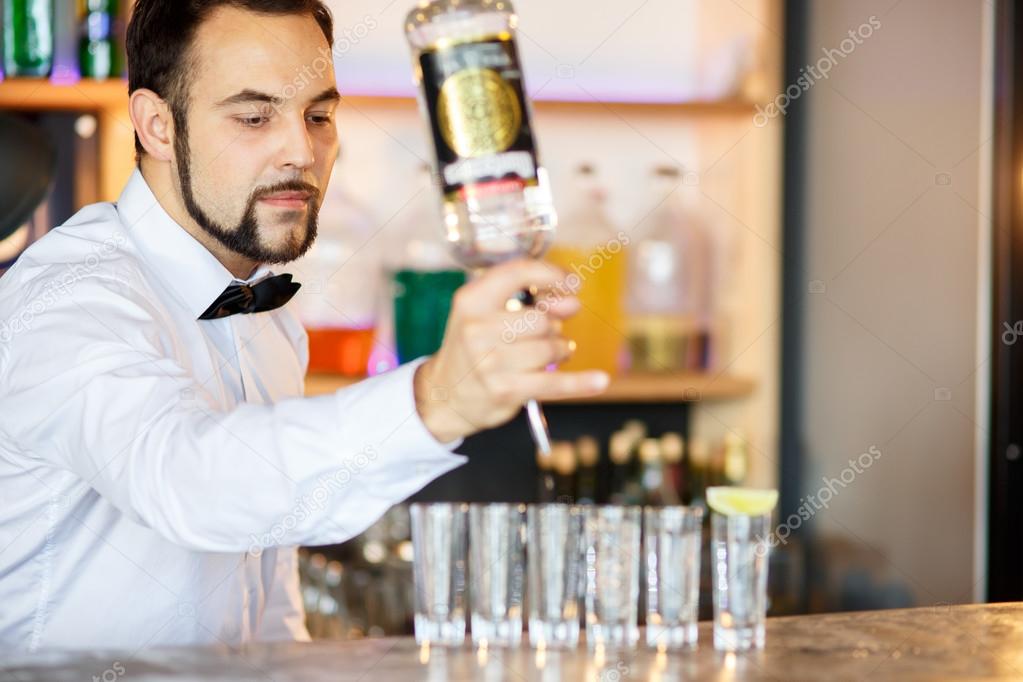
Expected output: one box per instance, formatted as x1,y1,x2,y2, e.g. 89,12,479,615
410,500,772,653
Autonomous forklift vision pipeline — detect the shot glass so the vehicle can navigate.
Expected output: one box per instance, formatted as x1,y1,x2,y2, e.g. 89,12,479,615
410,502,469,646
584,505,641,650
469,503,527,647
644,506,703,650
526,503,586,649
711,511,771,651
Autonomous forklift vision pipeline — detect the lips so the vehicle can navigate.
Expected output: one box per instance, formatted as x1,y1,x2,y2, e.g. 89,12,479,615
259,190,313,208
262,191,311,201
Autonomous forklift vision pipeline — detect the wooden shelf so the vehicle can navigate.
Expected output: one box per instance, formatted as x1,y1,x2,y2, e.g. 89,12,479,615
305,371,755,403
553,371,756,403
339,94,759,118
0,77,759,211
0,79,758,117
0,77,129,111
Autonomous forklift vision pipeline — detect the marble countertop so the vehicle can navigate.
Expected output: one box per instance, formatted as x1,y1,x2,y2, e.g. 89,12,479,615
5,603,1023,681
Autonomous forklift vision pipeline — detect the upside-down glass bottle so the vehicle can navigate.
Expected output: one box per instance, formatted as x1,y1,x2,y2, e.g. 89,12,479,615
404,0,558,456
404,0,556,267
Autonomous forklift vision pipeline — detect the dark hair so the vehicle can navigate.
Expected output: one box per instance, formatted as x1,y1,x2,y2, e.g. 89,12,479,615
126,0,335,160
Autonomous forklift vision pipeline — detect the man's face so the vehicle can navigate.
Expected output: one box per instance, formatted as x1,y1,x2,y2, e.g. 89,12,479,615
173,6,340,266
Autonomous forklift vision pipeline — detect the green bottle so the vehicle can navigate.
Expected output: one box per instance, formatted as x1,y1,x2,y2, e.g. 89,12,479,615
79,0,119,79
392,269,466,363
3,0,54,77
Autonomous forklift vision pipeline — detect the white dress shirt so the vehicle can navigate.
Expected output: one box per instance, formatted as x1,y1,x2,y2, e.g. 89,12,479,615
0,169,466,653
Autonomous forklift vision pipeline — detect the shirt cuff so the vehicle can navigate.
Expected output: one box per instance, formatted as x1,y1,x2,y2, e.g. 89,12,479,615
384,356,465,451
328,357,467,486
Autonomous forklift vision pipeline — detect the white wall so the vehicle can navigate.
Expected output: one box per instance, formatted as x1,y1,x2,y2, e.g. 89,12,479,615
799,0,990,604
325,0,766,101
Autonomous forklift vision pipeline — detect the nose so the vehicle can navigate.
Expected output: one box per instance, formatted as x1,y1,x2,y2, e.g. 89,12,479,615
275,114,315,171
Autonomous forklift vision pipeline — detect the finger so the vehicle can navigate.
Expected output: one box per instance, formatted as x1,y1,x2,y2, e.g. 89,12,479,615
492,338,575,372
503,370,610,402
457,259,577,314
495,298,578,339
494,310,564,342
530,291,581,319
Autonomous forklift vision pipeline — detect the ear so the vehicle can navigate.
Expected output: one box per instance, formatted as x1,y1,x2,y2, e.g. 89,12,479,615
129,88,176,162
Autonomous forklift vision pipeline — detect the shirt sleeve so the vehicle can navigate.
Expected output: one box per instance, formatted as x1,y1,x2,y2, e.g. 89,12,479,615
0,274,467,553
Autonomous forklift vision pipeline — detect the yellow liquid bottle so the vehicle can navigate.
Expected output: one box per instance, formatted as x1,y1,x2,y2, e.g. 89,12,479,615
546,164,626,375
627,165,715,372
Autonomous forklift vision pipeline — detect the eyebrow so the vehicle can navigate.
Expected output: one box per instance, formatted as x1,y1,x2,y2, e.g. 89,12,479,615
214,86,341,108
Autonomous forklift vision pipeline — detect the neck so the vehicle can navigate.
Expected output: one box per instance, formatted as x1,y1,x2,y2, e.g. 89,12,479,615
139,160,261,280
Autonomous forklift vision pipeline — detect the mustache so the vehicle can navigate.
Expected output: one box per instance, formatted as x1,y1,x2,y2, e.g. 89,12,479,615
251,180,321,202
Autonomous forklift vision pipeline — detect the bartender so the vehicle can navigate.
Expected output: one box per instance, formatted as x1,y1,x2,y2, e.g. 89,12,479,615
0,0,608,652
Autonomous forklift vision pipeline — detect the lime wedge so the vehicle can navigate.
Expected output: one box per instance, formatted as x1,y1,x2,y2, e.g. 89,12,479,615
706,486,778,516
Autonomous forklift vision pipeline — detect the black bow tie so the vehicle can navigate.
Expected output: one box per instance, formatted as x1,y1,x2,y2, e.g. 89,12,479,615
198,273,301,320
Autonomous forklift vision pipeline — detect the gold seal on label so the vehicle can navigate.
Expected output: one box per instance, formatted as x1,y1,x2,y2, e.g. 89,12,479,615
437,68,522,158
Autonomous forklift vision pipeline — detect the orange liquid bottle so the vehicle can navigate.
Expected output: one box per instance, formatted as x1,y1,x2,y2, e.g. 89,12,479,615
306,327,376,376
290,186,382,377
546,164,627,375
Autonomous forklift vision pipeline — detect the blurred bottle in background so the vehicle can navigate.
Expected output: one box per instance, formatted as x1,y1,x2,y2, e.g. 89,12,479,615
551,440,577,502
388,164,466,364
606,429,633,505
4,0,54,77
536,446,556,503
688,437,710,509
637,437,666,506
78,0,119,79
298,506,416,640
290,180,381,377
622,419,648,503
300,551,329,638
529,422,751,508
721,431,749,485
627,165,715,372
51,1,81,83
660,431,686,503
574,435,600,504
546,163,626,375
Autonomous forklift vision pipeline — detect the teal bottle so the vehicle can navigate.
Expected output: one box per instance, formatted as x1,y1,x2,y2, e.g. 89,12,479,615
392,269,466,363
3,0,54,77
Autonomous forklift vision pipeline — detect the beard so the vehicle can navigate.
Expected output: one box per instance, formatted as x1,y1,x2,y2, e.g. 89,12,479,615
172,110,320,265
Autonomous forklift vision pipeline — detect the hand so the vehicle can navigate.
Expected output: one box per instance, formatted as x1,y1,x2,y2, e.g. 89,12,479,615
413,259,610,443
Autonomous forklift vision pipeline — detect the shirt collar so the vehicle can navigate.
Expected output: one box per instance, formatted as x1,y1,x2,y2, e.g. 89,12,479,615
116,169,274,320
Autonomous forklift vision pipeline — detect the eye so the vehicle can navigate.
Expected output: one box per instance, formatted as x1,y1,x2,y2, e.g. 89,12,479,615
307,112,334,126
237,114,270,128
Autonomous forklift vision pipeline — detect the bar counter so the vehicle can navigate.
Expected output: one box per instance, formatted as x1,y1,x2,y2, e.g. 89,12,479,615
4,603,1022,681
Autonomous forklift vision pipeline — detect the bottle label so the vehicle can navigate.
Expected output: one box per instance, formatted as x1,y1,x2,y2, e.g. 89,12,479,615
418,37,539,199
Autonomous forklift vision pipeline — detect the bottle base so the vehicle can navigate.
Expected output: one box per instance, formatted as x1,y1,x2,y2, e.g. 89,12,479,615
528,618,580,649
646,622,698,650
471,616,523,648
414,615,466,647
713,623,765,652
